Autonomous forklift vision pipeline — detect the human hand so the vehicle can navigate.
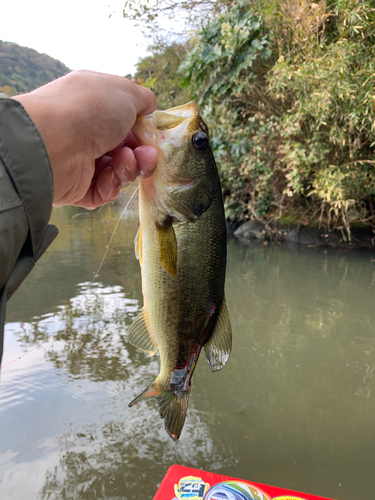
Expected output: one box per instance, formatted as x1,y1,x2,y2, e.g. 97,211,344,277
14,70,158,209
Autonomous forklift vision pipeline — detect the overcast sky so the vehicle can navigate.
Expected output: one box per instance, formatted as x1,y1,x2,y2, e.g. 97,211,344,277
0,0,150,76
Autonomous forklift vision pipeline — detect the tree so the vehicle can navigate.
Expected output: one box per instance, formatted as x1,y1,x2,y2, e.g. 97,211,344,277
132,40,191,109
123,0,231,34
130,0,375,235
179,0,375,235
0,40,69,95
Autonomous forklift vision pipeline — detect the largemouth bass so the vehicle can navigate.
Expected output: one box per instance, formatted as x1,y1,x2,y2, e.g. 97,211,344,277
128,101,232,441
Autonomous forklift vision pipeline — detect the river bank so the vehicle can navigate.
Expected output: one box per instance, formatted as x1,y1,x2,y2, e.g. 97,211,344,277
117,190,375,250
233,220,375,250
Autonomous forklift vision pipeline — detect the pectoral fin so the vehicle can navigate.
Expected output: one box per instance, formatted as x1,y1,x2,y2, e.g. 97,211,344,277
134,225,143,266
156,220,177,276
204,298,232,372
127,308,158,357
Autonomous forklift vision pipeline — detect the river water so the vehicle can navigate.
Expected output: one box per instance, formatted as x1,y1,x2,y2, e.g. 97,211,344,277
1,200,375,500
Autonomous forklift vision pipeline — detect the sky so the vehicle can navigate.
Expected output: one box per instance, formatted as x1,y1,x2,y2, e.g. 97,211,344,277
0,0,150,76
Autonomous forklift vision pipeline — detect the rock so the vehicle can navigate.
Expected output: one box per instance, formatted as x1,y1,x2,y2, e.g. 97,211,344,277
284,229,299,244
233,219,375,250
234,221,265,240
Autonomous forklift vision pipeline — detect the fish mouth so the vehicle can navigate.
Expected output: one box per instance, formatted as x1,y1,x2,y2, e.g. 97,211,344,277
163,101,198,118
133,101,208,148
154,102,208,143
152,101,199,132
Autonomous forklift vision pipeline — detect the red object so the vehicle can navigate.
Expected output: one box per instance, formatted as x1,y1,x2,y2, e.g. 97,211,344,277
154,465,336,500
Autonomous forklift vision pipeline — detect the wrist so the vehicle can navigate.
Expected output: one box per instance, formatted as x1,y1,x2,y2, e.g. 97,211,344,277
13,92,70,168
13,89,81,204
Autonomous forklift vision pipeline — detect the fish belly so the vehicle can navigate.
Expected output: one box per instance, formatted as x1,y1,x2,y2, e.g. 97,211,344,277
140,181,226,380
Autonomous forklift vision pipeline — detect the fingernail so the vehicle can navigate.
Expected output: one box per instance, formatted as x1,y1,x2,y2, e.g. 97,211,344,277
108,172,120,199
109,188,119,200
111,170,120,186
139,169,145,178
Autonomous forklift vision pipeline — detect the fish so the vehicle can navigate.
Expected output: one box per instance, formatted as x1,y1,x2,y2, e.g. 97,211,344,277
127,101,232,441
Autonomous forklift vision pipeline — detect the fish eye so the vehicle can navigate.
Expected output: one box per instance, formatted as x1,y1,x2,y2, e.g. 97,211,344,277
192,132,209,151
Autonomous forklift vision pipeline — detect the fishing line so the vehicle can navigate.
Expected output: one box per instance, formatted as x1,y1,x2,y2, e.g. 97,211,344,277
88,185,139,289
1,185,140,370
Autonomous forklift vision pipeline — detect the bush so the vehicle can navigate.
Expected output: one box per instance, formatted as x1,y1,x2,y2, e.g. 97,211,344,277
132,41,191,109
178,0,375,236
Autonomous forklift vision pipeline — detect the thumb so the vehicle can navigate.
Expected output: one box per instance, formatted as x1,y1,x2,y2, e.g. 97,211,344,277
132,84,158,117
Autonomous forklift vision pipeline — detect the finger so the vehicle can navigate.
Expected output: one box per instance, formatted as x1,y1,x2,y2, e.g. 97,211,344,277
106,141,126,156
73,167,120,209
133,146,158,178
111,145,158,183
124,130,141,149
105,131,141,158
72,180,97,209
95,166,121,205
112,147,139,185
94,154,112,177
133,84,157,117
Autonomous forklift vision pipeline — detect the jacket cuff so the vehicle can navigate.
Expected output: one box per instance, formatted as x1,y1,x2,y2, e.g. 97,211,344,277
0,96,54,255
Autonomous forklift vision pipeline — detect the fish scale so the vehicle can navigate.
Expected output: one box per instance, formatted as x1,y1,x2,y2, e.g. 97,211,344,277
127,101,232,441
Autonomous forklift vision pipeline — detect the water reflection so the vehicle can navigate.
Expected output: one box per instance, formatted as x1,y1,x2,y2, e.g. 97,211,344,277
38,411,236,500
3,285,237,500
1,204,375,500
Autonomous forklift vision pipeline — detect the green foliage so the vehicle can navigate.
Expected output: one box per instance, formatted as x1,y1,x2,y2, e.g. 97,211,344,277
0,40,69,95
133,0,375,234
132,41,191,109
180,2,271,104
123,0,231,34
178,0,375,235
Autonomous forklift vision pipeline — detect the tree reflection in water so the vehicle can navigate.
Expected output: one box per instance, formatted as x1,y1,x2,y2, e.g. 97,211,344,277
14,284,139,382
10,284,237,500
38,412,236,500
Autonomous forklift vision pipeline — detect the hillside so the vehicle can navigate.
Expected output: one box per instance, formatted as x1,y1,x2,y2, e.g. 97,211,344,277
0,40,69,96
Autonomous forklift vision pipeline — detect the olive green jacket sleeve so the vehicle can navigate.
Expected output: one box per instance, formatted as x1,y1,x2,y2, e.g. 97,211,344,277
0,94,58,365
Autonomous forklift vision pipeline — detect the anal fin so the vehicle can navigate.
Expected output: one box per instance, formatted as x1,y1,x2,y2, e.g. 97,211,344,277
204,297,232,372
127,308,158,357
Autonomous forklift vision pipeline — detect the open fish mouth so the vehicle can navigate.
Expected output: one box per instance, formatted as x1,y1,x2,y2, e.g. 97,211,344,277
133,101,208,150
162,101,199,118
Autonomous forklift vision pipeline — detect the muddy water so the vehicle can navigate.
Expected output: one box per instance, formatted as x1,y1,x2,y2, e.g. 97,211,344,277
1,201,375,500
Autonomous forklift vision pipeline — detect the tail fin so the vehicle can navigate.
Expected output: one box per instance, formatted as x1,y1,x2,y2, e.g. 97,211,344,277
129,382,189,441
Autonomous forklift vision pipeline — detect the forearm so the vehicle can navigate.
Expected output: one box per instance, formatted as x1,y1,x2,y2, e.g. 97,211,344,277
0,95,58,362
